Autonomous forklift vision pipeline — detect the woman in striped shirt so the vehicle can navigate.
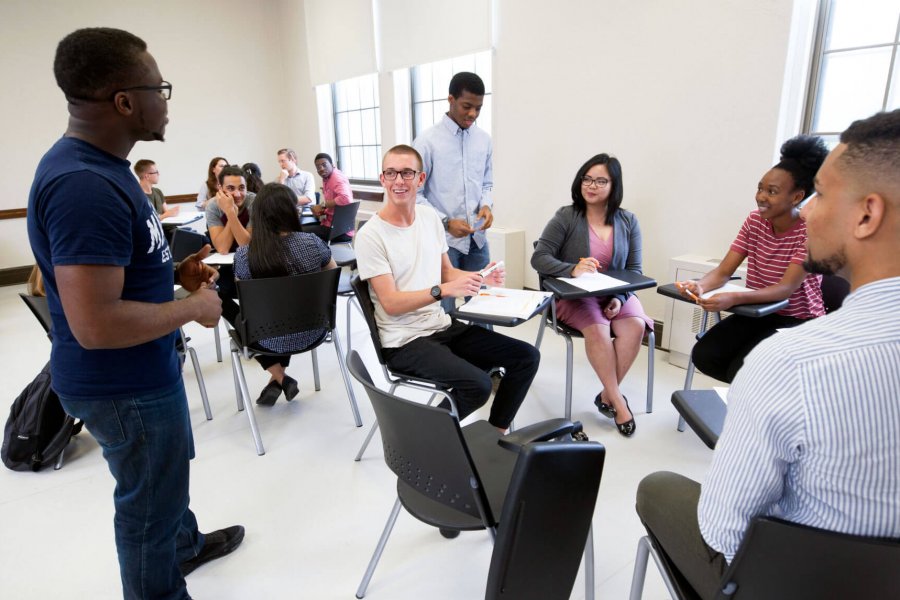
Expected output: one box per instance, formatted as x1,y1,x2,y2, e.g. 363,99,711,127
676,135,828,383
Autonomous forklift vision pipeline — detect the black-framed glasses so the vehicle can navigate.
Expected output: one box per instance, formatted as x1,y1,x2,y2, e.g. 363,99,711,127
581,175,610,188
111,81,172,101
382,169,419,180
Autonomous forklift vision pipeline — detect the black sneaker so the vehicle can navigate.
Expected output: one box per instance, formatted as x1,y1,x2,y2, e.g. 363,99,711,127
180,525,245,576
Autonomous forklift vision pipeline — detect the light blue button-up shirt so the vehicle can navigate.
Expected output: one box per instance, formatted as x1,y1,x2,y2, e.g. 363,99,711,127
413,114,493,254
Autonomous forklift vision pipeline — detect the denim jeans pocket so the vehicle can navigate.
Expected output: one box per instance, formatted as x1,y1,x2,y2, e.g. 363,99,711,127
59,399,126,448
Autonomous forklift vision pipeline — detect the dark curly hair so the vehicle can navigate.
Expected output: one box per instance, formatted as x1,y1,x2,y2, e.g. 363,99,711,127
449,72,485,97
570,153,624,225
242,162,264,194
839,109,900,184
54,28,149,102
773,135,829,197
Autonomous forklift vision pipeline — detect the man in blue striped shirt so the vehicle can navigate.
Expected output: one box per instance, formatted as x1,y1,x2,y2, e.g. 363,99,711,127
635,108,900,598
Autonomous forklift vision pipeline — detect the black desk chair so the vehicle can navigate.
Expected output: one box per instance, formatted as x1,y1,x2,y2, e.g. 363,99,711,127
229,268,362,455
534,272,657,421
347,351,606,600
170,228,223,363
629,516,900,600
349,274,455,461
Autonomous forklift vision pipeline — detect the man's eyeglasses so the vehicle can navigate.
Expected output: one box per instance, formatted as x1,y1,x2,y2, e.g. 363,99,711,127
382,169,419,180
111,81,173,101
581,175,610,188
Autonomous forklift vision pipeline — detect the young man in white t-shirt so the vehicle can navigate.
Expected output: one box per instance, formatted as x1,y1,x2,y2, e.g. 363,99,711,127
355,144,540,430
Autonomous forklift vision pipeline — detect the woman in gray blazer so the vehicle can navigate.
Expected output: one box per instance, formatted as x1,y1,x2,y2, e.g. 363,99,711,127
531,154,652,437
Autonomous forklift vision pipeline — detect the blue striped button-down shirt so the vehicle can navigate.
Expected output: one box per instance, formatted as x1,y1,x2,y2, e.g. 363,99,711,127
413,114,493,255
698,276,900,561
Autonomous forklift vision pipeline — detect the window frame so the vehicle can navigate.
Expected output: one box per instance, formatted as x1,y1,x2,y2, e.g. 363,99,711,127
331,73,382,186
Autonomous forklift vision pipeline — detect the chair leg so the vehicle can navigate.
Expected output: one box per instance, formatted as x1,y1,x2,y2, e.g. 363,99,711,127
584,525,595,600
534,310,548,349
333,332,363,427
230,346,265,455
345,295,353,358
230,343,245,412
214,320,223,362
187,346,213,421
564,335,574,421
354,421,380,462
646,330,655,414
311,348,322,391
629,536,651,600
54,440,69,470
356,497,403,599
629,535,682,600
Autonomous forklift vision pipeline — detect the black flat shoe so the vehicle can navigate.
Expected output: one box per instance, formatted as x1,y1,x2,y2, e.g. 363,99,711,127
594,392,616,419
615,396,636,437
255,380,282,406
282,375,299,401
180,525,245,576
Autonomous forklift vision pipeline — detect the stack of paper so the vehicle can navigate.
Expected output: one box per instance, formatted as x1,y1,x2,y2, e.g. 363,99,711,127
162,213,203,225
202,253,234,266
557,272,628,293
701,282,751,299
458,287,552,319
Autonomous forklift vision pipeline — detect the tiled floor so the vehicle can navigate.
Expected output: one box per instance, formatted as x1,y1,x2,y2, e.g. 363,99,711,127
0,283,721,599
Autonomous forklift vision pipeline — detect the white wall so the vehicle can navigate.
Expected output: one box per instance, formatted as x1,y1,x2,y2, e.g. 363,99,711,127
492,0,795,318
3,0,805,323
0,0,318,269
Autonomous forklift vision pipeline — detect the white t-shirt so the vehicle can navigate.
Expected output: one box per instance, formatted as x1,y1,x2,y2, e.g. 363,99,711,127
355,204,451,348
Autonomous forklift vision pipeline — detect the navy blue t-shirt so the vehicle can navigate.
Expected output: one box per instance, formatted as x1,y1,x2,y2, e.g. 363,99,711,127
27,137,179,400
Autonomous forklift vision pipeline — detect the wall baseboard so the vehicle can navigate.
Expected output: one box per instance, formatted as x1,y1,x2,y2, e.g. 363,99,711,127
0,265,32,287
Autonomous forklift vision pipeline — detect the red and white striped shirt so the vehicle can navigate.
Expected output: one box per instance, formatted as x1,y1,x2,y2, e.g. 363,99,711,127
730,210,824,319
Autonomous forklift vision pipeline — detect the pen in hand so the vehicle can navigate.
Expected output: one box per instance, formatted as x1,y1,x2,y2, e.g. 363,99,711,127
479,260,504,279
676,281,700,303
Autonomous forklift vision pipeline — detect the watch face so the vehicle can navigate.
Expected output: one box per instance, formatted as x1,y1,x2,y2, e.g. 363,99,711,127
431,285,441,300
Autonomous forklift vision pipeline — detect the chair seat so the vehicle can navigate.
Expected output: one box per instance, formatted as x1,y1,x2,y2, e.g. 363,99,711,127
331,244,356,267
228,327,329,358
397,420,516,532
338,270,353,295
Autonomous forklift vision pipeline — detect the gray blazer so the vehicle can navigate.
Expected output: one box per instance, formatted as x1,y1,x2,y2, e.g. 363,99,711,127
531,205,644,303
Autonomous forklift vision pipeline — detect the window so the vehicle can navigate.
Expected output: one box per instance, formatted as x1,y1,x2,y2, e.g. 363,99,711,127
332,73,381,183
804,0,900,144
410,50,493,139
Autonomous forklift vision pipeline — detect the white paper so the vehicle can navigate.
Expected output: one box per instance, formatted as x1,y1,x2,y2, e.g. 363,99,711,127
556,272,628,293
161,213,203,225
457,287,552,319
202,253,234,266
701,282,751,300
713,386,730,405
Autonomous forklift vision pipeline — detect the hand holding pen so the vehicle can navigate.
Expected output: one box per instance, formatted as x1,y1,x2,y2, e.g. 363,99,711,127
572,257,601,277
675,280,703,303
478,260,505,286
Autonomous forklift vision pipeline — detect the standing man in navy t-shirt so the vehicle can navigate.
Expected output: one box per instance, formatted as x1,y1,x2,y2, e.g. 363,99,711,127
27,28,244,599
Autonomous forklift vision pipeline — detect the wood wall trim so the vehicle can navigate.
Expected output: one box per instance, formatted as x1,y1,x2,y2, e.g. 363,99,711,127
0,208,27,220
166,194,197,204
0,265,33,287
354,190,383,202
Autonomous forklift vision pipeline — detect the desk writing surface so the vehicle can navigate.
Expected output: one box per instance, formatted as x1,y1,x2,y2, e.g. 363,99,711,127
451,291,552,328
542,270,657,300
657,283,788,318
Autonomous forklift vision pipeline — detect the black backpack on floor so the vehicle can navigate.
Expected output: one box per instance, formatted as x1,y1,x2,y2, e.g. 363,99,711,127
2,362,83,472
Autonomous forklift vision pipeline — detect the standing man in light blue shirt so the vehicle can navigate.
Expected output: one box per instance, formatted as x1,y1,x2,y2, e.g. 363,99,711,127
413,72,494,283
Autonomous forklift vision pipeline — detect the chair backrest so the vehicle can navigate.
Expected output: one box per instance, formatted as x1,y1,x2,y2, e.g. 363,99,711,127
329,201,360,242
715,517,900,599
820,274,850,314
19,294,52,336
346,351,492,523
235,267,340,348
170,228,207,262
485,440,606,600
350,274,390,365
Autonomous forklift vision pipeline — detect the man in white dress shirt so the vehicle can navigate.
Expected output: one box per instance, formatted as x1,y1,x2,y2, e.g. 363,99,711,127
635,108,900,599
276,147,315,206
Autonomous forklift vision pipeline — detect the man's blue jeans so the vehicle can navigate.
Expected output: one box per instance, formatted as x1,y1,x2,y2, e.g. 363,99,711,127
60,381,205,600
445,238,491,313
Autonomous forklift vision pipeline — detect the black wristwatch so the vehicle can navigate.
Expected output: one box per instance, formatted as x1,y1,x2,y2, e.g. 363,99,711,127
430,285,442,301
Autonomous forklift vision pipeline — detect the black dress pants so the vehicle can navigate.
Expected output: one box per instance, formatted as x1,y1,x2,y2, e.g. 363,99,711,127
381,321,540,429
